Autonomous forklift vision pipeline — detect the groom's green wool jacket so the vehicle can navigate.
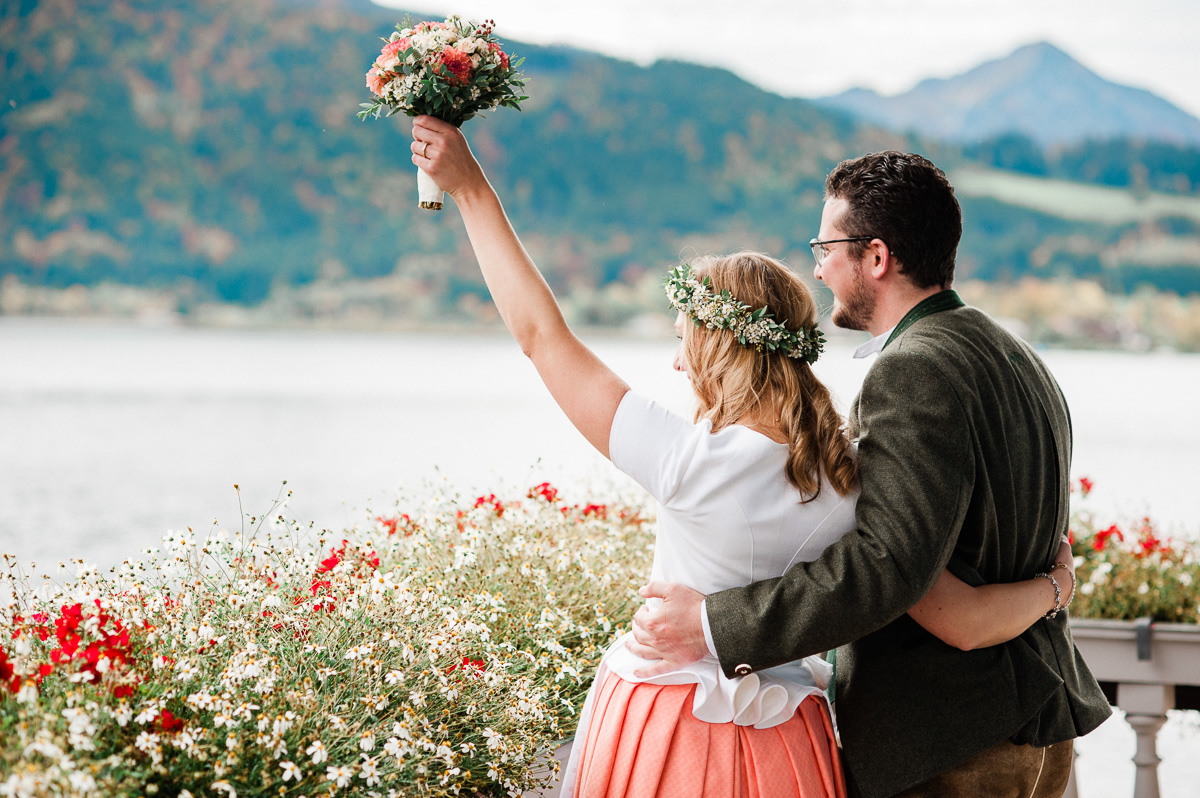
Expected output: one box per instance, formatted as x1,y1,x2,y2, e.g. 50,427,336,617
705,291,1111,798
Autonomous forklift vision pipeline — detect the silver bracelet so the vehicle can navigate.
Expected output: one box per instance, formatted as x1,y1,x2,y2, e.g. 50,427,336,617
1035,572,1063,620
1052,561,1076,611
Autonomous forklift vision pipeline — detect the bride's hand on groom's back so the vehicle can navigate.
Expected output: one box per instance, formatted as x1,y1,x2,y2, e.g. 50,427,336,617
410,116,487,200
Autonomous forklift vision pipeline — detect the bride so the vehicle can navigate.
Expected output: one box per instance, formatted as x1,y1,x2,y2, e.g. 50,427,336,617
409,117,1074,798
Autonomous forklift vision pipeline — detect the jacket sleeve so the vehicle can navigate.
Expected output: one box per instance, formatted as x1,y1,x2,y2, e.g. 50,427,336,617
705,348,976,677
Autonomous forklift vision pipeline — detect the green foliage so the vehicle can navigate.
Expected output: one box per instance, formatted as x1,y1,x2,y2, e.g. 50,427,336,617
952,175,1200,296
967,133,1200,196
963,134,1049,176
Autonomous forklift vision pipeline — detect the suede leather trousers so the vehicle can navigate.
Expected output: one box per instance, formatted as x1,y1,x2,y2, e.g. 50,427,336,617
886,739,1074,798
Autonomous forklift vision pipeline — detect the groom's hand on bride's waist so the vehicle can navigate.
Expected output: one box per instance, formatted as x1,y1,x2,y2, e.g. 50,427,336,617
627,581,709,678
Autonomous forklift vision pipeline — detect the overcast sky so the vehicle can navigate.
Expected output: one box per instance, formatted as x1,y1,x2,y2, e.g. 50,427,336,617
374,0,1200,119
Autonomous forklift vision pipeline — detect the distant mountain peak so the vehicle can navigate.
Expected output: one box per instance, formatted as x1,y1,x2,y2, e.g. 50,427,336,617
975,40,1094,81
817,41,1200,148
1012,40,1072,60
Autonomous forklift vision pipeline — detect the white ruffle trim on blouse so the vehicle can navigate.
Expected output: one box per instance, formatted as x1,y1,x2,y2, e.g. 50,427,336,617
599,632,831,729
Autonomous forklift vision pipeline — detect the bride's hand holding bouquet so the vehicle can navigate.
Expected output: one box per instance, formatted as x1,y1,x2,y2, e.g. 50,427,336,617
409,116,489,205
358,16,527,210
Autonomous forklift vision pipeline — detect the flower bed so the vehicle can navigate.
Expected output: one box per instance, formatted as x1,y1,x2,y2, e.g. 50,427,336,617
0,484,654,797
4,476,1194,795
1068,478,1200,624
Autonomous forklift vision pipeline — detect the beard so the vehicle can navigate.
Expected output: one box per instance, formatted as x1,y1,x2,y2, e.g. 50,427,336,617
830,262,875,331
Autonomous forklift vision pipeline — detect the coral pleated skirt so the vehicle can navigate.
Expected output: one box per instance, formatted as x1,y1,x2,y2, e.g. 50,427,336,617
572,671,848,798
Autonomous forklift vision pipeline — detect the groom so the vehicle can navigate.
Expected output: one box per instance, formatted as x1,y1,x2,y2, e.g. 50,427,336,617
627,152,1111,797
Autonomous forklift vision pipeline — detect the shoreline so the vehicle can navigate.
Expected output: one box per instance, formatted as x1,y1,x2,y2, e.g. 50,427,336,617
0,307,1192,356
4,271,1200,353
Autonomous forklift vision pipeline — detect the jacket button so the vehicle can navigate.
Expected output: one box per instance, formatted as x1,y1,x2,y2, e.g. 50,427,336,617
734,663,752,676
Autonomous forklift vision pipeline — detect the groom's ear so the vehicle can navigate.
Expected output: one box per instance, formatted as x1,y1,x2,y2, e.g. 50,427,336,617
864,239,894,280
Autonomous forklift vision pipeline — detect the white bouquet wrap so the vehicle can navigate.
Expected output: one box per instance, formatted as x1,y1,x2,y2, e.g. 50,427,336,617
417,167,444,211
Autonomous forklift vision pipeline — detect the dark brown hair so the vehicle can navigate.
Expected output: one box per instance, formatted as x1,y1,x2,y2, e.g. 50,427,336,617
825,151,962,289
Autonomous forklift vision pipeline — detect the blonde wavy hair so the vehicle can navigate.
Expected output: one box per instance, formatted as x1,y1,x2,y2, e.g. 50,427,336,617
682,252,858,501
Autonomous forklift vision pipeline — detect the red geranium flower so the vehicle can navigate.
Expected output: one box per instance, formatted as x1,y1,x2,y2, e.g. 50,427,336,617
446,656,486,676
582,503,608,520
0,648,14,687
157,709,186,733
1094,524,1124,551
528,482,559,503
473,494,505,517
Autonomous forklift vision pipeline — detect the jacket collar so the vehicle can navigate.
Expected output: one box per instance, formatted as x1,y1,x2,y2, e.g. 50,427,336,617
883,289,965,351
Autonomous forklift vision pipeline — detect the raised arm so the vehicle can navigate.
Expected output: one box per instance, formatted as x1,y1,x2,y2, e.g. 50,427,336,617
908,539,1076,651
411,117,629,457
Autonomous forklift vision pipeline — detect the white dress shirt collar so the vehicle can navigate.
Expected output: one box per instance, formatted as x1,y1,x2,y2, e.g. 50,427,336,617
853,326,896,359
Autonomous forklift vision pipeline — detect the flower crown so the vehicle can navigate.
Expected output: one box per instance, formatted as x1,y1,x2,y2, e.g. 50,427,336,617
664,264,825,365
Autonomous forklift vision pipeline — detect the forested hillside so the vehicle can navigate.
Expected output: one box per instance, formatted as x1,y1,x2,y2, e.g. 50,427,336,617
2,0,1198,316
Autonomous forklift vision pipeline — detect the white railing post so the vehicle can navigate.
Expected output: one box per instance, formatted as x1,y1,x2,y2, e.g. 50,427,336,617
1117,682,1174,798
1070,618,1200,798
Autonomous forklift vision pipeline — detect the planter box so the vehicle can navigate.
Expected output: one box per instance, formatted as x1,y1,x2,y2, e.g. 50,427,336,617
1071,618,1200,705
1072,618,1200,712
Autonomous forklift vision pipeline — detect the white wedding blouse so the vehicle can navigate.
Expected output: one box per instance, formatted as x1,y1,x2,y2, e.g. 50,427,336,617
596,390,859,726
559,391,859,798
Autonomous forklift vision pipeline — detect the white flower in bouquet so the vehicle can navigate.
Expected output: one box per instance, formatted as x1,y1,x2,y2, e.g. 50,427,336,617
358,16,528,210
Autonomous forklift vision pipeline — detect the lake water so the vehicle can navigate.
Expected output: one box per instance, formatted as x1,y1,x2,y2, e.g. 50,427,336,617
1,316,1199,796
2,316,1196,569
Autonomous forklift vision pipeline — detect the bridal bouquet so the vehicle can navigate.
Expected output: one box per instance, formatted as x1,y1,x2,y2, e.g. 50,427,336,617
358,16,528,210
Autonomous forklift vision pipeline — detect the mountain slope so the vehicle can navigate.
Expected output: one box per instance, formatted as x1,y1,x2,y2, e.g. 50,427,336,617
818,42,1200,147
0,0,900,304
1,2,1197,312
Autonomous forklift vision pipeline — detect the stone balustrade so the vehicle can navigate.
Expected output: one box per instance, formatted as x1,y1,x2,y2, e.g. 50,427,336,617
1066,618,1200,798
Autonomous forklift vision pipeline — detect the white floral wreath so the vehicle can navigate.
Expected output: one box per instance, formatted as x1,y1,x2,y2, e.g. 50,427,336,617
664,263,825,365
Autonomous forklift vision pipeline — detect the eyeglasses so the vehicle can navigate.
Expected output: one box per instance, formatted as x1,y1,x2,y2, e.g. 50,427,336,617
809,236,875,267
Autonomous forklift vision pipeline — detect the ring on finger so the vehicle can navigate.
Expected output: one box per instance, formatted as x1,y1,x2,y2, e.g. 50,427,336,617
421,141,429,158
